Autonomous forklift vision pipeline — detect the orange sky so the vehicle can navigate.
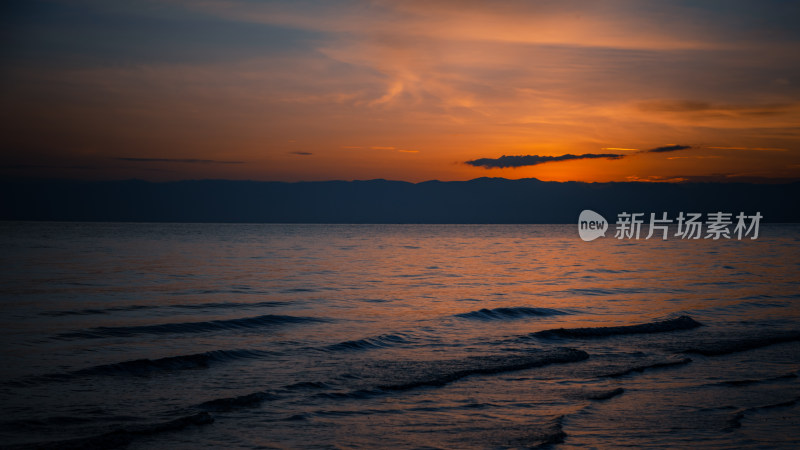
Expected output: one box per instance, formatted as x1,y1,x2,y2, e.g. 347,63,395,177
2,0,800,182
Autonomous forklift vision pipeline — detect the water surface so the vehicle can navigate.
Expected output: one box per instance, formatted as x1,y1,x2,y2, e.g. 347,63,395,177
1,223,799,448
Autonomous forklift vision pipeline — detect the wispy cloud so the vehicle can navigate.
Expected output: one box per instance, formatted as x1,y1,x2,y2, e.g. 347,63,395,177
706,146,787,151
465,153,623,169
173,0,730,51
642,145,692,153
653,173,800,184
114,157,245,164
667,156,722,160
625,175,689,183
1,164,98,170
4,1,798,182
289,151,313,156
638,100,795,116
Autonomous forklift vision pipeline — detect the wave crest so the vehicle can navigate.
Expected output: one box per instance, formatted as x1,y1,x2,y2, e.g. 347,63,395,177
455,306,569,321
534,316,702,339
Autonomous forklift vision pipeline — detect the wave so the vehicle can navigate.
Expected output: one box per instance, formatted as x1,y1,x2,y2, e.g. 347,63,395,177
323,333,412,352
599,357,692,378
313,389,383,400
283,381,330,390
681,331,800,356
40,300,289,317
169,301,290,310
738,294,777,301
39,304,153,317
501,415,566,448
7,412,213,450
280,287,318,293
1,414,141,430
378,347,589,391
55,314,326,339
455,306,569,321
727,396,800,429
585,268,635,274
5,349,277,387
533,315,702,339
714,372,797,387
75,349,272,376
583,387,625,400
198,391,277,412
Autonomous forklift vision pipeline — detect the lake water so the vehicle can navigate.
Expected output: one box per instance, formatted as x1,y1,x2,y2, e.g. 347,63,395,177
1,223,799,449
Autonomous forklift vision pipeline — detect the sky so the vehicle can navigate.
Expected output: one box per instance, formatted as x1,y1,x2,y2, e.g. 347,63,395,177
2,0,800,183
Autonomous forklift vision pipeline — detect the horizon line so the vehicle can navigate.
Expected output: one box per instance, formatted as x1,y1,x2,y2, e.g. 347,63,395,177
3,176,800,185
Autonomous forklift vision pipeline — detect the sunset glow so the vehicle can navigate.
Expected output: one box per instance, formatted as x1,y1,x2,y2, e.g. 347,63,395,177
2,1,799,182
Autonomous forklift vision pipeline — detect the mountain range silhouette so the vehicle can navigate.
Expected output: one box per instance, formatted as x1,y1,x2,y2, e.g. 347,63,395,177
3,178,798,223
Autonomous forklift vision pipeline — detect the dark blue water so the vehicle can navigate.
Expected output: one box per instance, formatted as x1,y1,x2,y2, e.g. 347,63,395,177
1,223,799,448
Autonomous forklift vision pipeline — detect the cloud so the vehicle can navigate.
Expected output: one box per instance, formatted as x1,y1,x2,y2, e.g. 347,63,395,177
114,157,245,164
643,145,692,153
624,175,689,183
289,151,313,156
638,100,795,116
465,153,623,169
667,156,721,160
635,101,800,129
172,0,731,51
658,173,800,184
0,164,98,170
706,146,787,151
5,1,797,182
467,144,698,169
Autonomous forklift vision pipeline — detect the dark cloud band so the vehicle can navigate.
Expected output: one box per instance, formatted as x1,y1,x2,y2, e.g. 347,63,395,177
644,145,691,153
465,153,624,169
466,144,693,169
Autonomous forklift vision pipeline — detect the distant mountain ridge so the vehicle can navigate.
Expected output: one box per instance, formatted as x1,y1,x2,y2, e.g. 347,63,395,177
2,178,798,223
